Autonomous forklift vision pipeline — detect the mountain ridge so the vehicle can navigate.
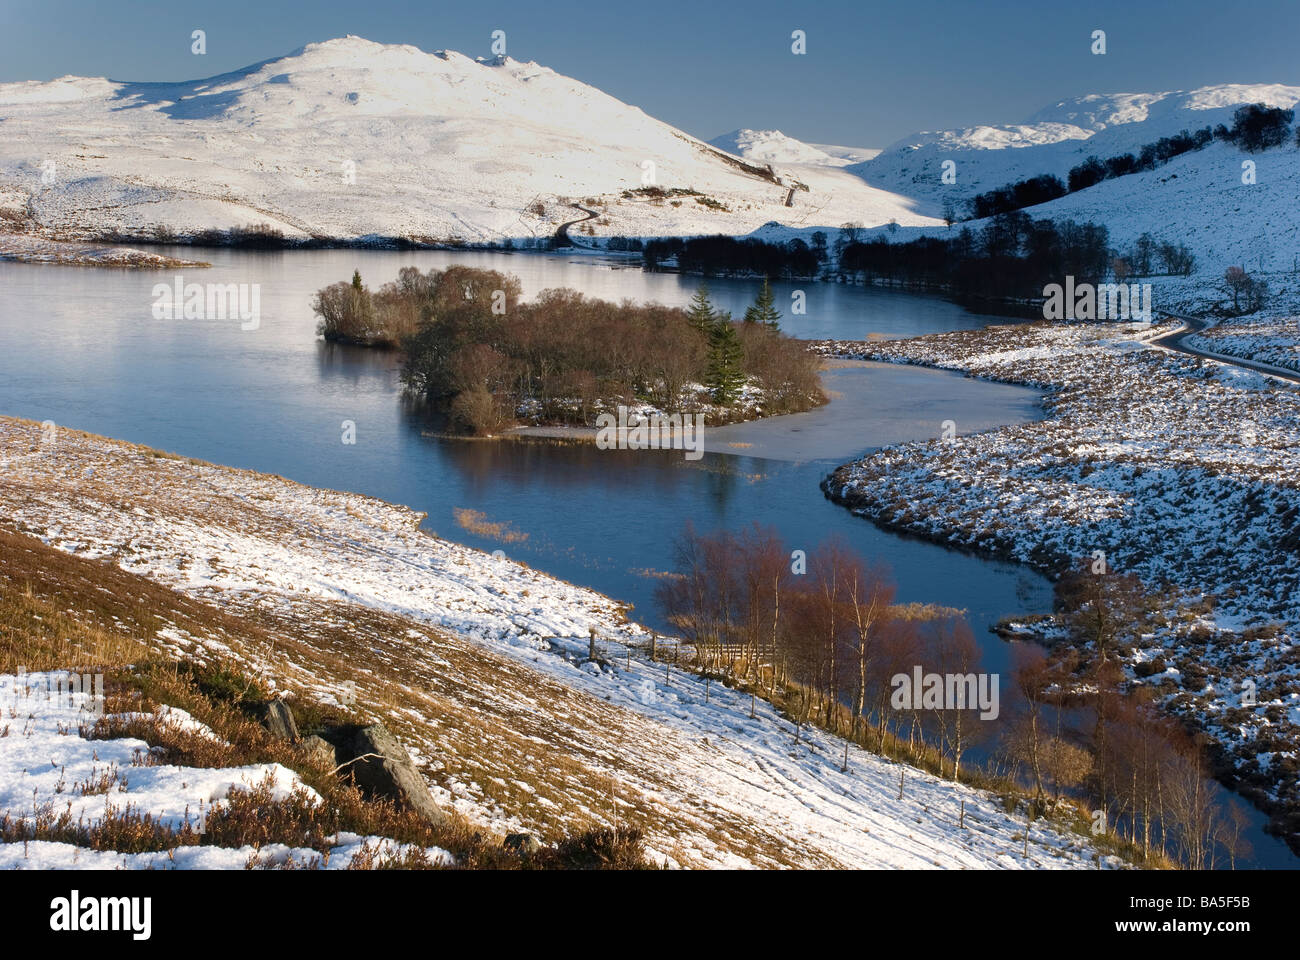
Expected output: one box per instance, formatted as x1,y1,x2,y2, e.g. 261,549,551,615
0,36,931,243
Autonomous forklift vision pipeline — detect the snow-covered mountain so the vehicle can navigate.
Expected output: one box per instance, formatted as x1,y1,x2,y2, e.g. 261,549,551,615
4,39,1294,270
0,37,933,243
707,128,869,167
854,84,1300,213
808,142,882,165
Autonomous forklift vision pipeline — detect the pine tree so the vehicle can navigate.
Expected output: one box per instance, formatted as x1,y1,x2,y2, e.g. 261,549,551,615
743,279,782,330
345,269,374,339
686,283,716,334
706,314,745,405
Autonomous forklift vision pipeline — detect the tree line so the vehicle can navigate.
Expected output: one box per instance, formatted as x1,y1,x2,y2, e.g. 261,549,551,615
642,235,825,278
838,214,1125,301
313,266,823,434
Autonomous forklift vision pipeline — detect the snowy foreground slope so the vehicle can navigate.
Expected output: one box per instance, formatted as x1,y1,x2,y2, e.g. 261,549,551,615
0,37,932,244
0,417,1110,869
0,676,454,869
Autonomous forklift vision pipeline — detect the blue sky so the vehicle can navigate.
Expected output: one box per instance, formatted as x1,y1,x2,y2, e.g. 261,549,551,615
3,0,1298,146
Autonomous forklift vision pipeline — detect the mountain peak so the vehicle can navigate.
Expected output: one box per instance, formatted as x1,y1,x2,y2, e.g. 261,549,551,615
708,129,846,166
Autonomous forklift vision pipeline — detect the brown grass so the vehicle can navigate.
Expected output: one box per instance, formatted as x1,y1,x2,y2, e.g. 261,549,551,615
0,528,663,868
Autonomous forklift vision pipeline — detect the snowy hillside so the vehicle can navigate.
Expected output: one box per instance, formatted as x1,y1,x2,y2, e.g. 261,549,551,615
999,138,1300,275
0,415,1112,869
0,37,933,244
854,84,1300,214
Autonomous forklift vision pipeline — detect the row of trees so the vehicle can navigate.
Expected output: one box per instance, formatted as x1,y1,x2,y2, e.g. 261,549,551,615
969,174,1069,221
656,526,1254,868
643,235,824,278
314,267,823,434
1009,640,1252,869
964,103,1297,221
1110,231,1197,279
838,214,1115,300
658,525,1047,783
1066,126,1218,192
1050,559,1253,868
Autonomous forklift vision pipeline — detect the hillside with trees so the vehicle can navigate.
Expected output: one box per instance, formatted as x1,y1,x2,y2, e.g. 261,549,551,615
658,524,1257,869
964,103,1296,220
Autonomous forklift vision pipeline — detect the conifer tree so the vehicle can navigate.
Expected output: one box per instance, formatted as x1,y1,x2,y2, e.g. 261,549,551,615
743,279,782,330
686,283,716,334
706,313,745,405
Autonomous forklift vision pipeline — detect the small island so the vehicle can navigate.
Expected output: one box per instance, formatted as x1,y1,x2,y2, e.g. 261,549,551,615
314,266,826,435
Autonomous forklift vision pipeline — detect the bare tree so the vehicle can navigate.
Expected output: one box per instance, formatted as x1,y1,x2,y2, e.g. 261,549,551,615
927,620,986,782
1224,266,1251,314
1007,646,1051,799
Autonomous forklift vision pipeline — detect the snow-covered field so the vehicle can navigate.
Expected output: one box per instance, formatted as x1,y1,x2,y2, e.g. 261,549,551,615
0,37,933,246
1186,317,1300,376
0,416,1113,869
815,320,1300,847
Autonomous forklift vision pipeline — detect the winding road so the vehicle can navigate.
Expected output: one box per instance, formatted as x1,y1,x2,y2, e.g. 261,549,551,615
552,203,600,248
1151,313,1300,385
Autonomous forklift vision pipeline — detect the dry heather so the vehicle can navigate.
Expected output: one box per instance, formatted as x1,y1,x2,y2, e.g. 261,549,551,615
0,527,647,869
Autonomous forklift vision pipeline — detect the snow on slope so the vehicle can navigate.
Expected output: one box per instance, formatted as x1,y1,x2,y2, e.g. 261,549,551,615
999,138,1300,275
851,135,1300,289
854,84,1300,214
836,84,1300,285
0,416,1111,869
704,131,895,233
0,672,454,869
0,37,933,243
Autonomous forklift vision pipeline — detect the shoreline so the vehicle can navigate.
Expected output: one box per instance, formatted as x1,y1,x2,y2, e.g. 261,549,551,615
0,231,210,269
